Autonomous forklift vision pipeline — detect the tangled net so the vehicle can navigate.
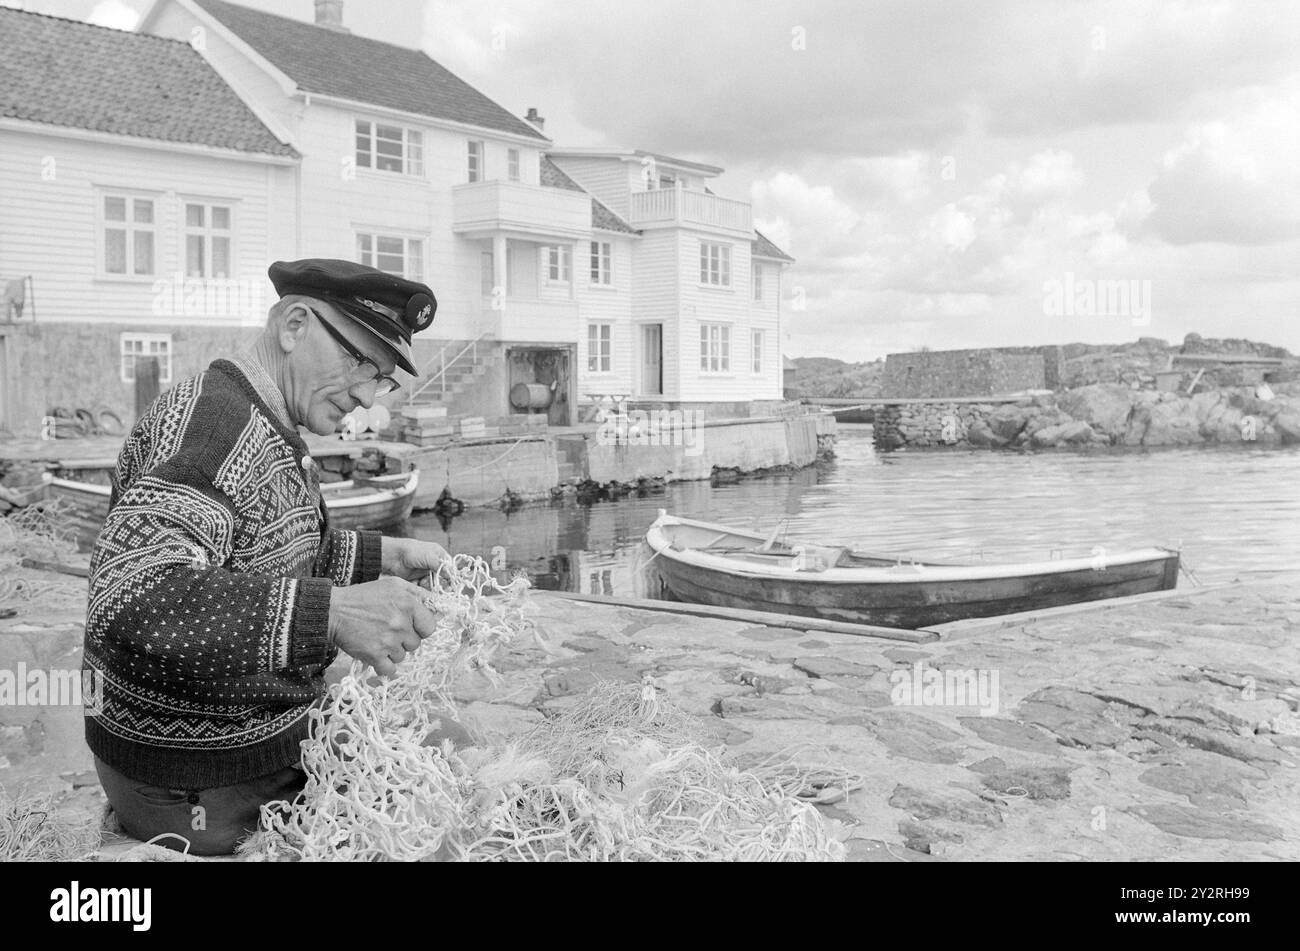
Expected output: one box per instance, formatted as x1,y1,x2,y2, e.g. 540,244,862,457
0,787,100,861
242,556,858,862
0,501,86,612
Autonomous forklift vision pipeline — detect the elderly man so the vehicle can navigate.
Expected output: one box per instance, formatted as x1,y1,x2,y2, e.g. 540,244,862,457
84,259,451,855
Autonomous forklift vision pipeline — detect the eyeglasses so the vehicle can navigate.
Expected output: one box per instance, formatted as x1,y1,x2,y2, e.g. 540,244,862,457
308,308,401,397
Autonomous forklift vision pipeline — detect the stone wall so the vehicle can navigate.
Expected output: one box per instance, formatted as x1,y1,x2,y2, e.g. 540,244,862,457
1,321,256,437
881,348,1052,398
873,382,1300,451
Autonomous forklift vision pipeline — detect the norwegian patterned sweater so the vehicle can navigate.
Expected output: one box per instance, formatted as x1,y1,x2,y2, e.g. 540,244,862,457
84,358,382,789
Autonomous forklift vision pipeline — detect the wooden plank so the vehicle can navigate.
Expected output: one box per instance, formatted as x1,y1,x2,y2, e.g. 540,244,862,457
20,558,90,578
926,583,1232,639
544,590,939,643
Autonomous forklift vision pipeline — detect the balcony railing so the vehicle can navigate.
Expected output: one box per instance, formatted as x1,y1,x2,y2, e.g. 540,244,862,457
452,180,591,239
628,184,753,233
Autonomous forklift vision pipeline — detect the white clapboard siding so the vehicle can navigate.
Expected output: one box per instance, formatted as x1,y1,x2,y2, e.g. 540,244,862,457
628,229,680,398
548,157,637,220
576,235,635,396
0,128,284,327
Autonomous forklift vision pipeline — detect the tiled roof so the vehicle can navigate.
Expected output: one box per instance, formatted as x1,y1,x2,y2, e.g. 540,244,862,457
540,156,638,235
0,7,294,156
194,0,547,141
752,229,794,262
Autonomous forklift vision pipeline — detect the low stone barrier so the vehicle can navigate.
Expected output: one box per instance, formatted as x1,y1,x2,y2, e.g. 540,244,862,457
873,383,1300,451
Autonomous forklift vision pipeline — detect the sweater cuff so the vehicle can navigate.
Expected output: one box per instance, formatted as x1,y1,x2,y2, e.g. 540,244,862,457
289,577,334,668
356,530,384,583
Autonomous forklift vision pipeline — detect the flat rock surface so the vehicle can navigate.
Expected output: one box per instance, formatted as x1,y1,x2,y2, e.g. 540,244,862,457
3,564,1299,862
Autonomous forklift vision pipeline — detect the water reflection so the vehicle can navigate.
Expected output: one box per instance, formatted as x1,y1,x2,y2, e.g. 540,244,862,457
399,425,1300,592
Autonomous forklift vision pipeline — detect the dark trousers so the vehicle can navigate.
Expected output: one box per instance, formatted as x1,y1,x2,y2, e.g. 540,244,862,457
95,756,305,857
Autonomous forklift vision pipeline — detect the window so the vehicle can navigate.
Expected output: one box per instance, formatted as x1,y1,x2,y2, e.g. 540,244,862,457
355,120,423,176
508,148,520,182
752,263,763,301
699,323,730,372
183,202,233,279
590,241,612,285
101,194,155,276
468,140,484,182
700,242,731,287
357,233,424,280
121,333,172,384
587,323,612,372
546,245,571,283
751,330,763,373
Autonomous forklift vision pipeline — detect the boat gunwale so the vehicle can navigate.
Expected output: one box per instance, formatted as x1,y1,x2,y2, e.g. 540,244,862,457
48,471,420,511
647,513,1179,585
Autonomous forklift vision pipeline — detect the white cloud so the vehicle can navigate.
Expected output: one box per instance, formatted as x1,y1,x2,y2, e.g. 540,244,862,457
1141,83,1300,245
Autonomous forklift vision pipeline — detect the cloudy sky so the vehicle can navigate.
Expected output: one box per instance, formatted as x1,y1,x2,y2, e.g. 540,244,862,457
12,0,1300,360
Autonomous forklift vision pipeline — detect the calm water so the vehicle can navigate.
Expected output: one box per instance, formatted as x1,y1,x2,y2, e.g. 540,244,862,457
400,425,1300,594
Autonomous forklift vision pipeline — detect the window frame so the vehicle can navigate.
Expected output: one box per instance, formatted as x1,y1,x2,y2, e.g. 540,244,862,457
355,119,424,177
97,189,158,281
546,245,572,284
467,140,484,183
699,241,732,288
699,323,731,374
752,262,763,301
181,199,235,280
507,148,521,182
590,240,613,286
751,329,763,374
120,332,173,384
357,232,425,280
587,322,613,373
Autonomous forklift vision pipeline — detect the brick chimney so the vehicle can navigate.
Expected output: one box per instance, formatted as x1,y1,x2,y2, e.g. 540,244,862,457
524,107,545,132
314,0,349,32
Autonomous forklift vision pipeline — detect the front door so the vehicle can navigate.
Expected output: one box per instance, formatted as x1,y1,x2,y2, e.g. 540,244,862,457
641,324,663,396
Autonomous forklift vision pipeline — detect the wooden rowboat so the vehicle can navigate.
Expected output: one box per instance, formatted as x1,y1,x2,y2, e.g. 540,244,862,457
46,469,420,537
645,512,1180,631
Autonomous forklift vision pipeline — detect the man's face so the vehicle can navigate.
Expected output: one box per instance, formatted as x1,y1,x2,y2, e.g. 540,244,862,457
287,300,398,436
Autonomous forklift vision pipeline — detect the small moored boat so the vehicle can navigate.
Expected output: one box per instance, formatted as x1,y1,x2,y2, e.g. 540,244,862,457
645,512,1180,630
47,469,420,537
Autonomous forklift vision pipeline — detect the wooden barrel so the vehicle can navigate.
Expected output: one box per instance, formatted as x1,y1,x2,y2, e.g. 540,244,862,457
510,382,552,410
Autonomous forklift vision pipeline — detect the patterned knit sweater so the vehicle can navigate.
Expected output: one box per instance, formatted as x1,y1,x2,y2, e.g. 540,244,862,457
84,358,382,789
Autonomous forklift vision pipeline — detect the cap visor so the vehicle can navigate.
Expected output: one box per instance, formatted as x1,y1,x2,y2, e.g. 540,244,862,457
331,300,417,375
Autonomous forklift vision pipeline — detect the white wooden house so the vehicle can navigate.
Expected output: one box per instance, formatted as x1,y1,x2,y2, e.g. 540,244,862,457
0,6,298,437
548,149,794,405
142,0,639,423
0,0,793,435
143,0,792,420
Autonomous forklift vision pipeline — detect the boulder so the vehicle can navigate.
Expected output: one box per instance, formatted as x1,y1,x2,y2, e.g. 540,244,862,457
966,421,1007,448
1275,410,1300,444
1022,407,1072,441
1059,421,1096,445
1141,400,1202,446
1058,384,1134,438
988,405,1031,441
1201,404,1247,443
1030,423,1068,448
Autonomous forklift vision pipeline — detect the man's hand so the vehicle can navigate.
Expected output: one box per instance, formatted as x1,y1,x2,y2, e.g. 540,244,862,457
380,536,452,583
327,576,438,677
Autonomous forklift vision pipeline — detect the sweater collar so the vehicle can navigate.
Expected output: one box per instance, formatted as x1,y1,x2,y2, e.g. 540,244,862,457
226,354,295,430
210,358,309,456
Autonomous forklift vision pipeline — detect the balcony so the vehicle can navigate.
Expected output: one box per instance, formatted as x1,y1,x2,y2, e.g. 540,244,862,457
452,180,591,241
628,185,753,234
478,297,579,345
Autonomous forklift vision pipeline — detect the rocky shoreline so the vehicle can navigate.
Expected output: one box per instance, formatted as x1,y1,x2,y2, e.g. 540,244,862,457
874,381,1300,451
